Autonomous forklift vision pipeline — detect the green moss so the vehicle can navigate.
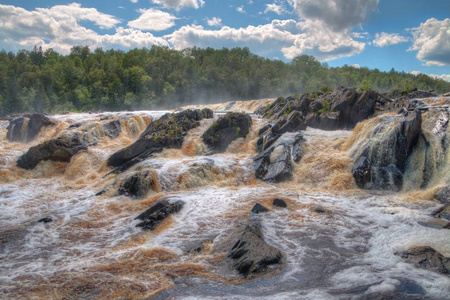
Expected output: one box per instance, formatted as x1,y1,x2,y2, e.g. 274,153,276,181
317,99,331,114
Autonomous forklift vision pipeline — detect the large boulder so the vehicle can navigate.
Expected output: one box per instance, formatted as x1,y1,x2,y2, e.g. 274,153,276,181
118,171,155,198
107,109,213,170
202,112,252,153
397,246,450,274
17,133,88,170
7,114,54,143
103,119,122,139
351,111,422,191
435,186,450,204
228,221,282,277
254,132,304,182
135,198,184,230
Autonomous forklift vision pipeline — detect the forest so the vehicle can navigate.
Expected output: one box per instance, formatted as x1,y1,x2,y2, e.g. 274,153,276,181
1,45,449,114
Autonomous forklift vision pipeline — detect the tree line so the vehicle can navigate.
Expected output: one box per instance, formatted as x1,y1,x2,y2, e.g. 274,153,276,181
0,45,449,115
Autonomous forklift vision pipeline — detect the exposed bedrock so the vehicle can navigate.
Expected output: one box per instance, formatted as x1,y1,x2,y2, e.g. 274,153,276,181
7,114,55,143
397,246,450,274
202,112,252,153
135,197,184,230
228,221,282,277
17,133,88,170
254,132,304,182
107,109,213,171
351,111,422,191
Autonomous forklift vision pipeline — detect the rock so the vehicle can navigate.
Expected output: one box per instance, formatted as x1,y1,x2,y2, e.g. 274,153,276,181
254,132,304,182
432,204,450,221
118,171,154,198
409,90,436,99
202,112,252,153
251,203,269,214
443,223,450,229
351,111,422,191
38,217,52,223
68,121,85,129
17,133,88,170
7,114,54,143
271,111,306,135
272,198,287,208
99,115,112,121
103,119,122,139
107,109,211,171
397,246,450,274
435,186,450,204
135,198,184,230
228,221,282,277
313,205,328,213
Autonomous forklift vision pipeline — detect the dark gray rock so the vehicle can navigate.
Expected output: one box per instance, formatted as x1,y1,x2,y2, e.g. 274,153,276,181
251,203,269,214
273,198,287,208
103,119,122,139
38,217,53,223
108,109,210,170
7,114,54,143
409,90,436,99
118,171,154,198
432,204,450,221
352,111,422,191
397,246,450,274
202,112,252,153
228,221,282,277
17,133,88,170
68,121,85,129
135,198,184,230
435,186,450,204
254,132,304,182
272,111,306,135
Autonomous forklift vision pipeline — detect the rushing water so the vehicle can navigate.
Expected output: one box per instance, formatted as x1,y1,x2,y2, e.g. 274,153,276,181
0,102,449,299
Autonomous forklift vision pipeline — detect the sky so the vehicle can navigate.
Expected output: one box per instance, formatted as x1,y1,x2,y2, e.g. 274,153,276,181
0,0,449,80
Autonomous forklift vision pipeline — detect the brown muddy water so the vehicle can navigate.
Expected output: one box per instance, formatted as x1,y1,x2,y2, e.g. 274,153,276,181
0,100,449,299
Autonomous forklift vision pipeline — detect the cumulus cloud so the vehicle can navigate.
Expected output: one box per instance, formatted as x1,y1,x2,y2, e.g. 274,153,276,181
409,18,450,66
372,32,408,47
287,0,378,32
0,4,168,54
151,0,204,10
353,32,369,39
127,8,176,31
410,71,450,82
130,0,138,3
264,3,287,15
236,6,246,14
206,17,222,27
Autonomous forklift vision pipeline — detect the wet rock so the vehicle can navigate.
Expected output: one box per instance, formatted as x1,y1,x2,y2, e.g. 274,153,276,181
254,132,304,182
68,121,85,129
272,198,287,208
38,217,53,223
228,221,282,277
202,112,252,153
313,205,328,213
397,246,450,274
251,203,269,214
351,111,422,191
444,223,450,229
17,133,88,170
135,198,184,230
271,111,306,135
409,90,436,99
118,171,154,198
355,278,426,300
7,114,54,143
435,186,450,204
102,119,122,139
431,204,450,221
108,109,210,171
99,115,112,121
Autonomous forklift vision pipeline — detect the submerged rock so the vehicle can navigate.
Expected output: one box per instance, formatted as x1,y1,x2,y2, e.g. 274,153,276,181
273,198,287,208
251,203,269,214
397,246,450,274
228,221,282,277
351,111,422,191
107,109,213,171
118,171,155,198
17,133,88,170
135,198,184,230
202,112,252,153
38,217,53,223
7,114,54,143
254,132,304,182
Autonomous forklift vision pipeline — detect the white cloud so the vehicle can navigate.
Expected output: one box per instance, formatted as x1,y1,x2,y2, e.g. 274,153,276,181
372,32,408,47
351,64,360,68
287,0,379,32
236,6,246,14
410,71,450,82
0,4,168,54
409,18,450,66
264,3,287,15
130,0,138,3
127,8,176,31
206,17,222,27
353,32,369,39
151,0,205,10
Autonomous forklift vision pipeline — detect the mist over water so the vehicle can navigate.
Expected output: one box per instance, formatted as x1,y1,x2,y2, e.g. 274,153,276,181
0,99,449,299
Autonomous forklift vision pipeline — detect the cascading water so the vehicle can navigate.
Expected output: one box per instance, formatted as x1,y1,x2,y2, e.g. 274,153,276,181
0,99,449,299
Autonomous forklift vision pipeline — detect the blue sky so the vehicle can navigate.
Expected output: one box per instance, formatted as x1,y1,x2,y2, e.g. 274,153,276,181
0,0,449,80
